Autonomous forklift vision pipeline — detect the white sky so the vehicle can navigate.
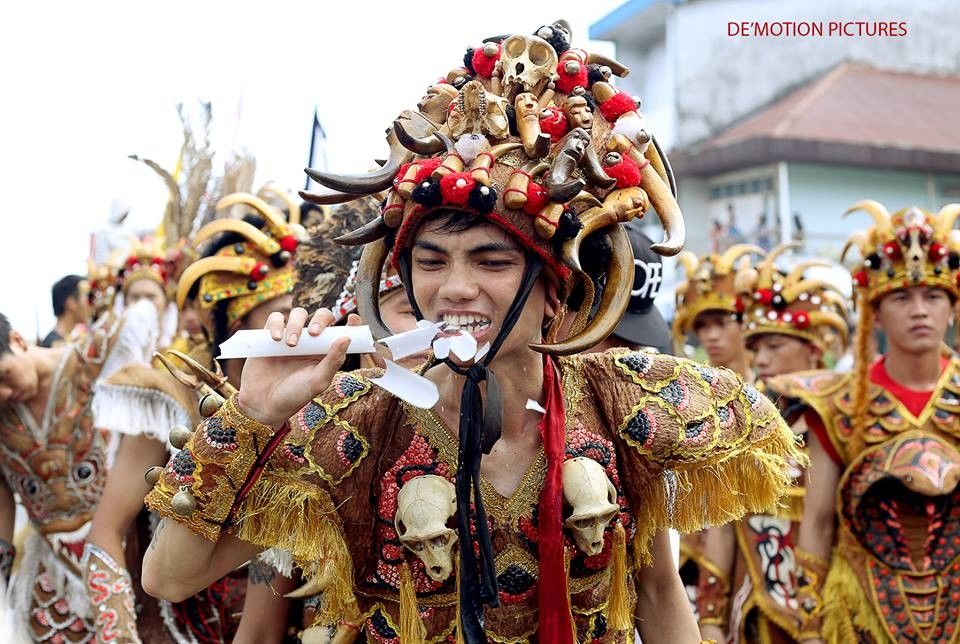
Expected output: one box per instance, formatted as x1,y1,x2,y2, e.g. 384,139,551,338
0,0,622,337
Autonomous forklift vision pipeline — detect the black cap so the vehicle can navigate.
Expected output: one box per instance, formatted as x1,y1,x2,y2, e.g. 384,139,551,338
613,220,671,353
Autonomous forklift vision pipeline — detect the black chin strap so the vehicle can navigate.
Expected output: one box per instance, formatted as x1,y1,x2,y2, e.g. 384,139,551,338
397,253,545,642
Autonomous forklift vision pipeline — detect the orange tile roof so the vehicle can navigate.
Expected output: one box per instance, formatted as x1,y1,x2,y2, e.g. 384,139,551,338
705,62,960,153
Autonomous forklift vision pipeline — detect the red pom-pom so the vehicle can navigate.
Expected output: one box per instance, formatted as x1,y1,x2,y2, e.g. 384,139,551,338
930,242,948,261
793,311,810,329
539,107,568,143
125,256,139,268
853,271,869,287
554,61,588,94
603,155,642,189
756,289,774,305
598,92,637,121
471,44,500,79
439,172,476,207
882,241,901,260
249,262,269,281
414,157,444,183
735,296,745,314
279,235,298,253
523,182,550,215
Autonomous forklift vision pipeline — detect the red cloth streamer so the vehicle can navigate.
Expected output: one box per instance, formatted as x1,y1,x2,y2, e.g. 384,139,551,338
536,356,573,644
598,92,637,121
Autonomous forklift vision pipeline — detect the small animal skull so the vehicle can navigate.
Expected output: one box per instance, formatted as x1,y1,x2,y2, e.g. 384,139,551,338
562,457,619,556
499,34,558,97
446,80,510,140
395,475,458,582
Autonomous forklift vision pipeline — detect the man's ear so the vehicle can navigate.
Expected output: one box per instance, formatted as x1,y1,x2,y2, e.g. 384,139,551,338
9,330,27,352
544,281,561,319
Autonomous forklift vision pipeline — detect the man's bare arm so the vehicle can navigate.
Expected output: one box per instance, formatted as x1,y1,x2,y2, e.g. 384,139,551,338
697,524,735,641
635,530,700,642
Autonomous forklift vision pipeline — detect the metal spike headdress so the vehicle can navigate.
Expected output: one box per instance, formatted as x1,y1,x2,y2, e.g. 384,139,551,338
843,200,960,303
734,243,850,355
671,244,765,346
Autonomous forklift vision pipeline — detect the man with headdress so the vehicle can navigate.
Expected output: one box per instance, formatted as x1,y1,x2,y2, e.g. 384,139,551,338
672,243,765,608
695,244,850,643
766,201,960,643
141,20,802,643
87,187,306,642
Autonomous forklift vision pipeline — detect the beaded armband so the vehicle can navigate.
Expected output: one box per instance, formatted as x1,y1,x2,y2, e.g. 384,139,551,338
83,543,142,644
144,393,286,542
695,565,731,628
794,548,828,640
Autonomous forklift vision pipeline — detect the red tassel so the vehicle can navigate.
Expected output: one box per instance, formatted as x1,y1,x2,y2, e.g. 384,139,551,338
537,356,574,644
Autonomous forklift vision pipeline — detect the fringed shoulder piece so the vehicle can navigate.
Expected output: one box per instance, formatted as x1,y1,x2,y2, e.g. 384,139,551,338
568,349,805,562
92,363,196,443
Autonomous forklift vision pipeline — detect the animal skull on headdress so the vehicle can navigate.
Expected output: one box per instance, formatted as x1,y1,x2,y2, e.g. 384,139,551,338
447,80,510,140
562,457,619,556
394,475,459,582
499,34,558,98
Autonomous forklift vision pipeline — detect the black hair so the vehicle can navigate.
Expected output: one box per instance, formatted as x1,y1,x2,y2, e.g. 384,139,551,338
51,275,85,317
566,232,611,311
0,313,10,355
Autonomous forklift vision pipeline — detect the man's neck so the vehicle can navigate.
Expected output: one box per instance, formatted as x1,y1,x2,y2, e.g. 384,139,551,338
881,345,944,391
718,353,751,379
25,345,68,408
431,348,546,443
53,316,74,338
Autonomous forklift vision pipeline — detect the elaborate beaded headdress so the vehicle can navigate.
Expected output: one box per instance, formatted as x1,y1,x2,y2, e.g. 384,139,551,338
302,19,685,356
177,193,301,329
671,244,764,346
843,200,960,303
734,243,849,354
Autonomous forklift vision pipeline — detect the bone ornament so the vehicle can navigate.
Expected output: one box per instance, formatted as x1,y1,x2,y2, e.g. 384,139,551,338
394,475,459,582
499,34,559,99
447,80,510,140
562,457,619,556
418,83,459,126
515,92,551,158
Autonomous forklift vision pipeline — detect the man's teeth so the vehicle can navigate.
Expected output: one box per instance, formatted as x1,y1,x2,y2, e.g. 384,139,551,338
443,314,491,332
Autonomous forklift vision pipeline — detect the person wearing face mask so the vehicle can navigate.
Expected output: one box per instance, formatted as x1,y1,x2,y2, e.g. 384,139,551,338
140,19,803,644
695,243,850,643
766,202,960,644
671,244,766,613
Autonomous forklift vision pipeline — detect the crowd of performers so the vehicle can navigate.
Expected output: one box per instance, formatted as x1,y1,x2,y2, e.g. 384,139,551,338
1,17,958,644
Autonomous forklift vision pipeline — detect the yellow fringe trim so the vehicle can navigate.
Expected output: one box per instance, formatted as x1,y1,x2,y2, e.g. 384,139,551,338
399,562,427,644
607,523,631,633
822,549,887,643
454,554,465,644
234,474,357,625
633,427,807,561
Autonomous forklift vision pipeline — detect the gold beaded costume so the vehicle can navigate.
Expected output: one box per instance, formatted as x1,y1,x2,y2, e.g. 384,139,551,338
766,201,960,643
696,245,849,643
146,19,803,643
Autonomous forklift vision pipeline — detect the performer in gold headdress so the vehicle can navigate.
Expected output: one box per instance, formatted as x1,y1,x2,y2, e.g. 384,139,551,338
673,244,765,378
695,243,849,643
672,244,764,612
766,201,960,643
143,19,801,643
